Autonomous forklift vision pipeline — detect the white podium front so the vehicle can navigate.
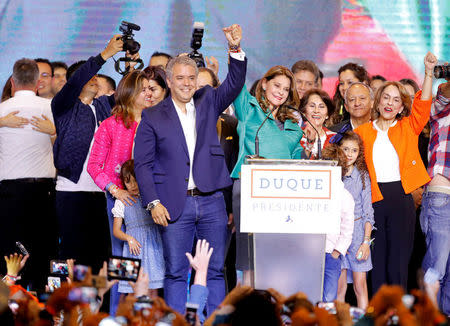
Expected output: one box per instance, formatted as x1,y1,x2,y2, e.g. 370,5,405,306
241,158,341,303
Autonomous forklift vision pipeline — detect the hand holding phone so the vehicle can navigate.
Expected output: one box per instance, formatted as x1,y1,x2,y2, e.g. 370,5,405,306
50,260,69,276
47,276,61,292
185,302,198,326
16,241,29,256
107,256,141,281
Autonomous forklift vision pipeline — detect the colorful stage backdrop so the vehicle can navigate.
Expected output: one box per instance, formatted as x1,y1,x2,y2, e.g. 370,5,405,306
0,0,449,95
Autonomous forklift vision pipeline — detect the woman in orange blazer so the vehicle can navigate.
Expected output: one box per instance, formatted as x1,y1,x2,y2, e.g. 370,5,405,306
354,52,437,293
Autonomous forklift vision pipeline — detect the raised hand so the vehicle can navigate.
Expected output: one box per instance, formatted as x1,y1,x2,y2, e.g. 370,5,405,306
97,261,119,300
205,56,219,76
4,253,29,277
424,52,437,75
222,24,242,49
30,114,55,135
130,269,149,297
101,34,124,60
186,239,213,272
0,111,29,128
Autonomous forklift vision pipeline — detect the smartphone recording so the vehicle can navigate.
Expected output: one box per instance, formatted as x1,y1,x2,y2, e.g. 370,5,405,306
47,276,61,292
73,264,89,281
68,287,98,303
107,256,141,281
50,260,69,276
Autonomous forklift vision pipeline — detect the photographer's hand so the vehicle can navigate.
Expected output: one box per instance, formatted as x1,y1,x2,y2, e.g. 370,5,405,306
222,24,242,50
125,51,141,71
101,34,124,61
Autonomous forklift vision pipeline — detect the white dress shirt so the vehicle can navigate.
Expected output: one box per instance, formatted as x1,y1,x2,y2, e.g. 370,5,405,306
372,120,401,182
170,51,246,191
0,90,56,180
173,98,197,190
56,104,101,192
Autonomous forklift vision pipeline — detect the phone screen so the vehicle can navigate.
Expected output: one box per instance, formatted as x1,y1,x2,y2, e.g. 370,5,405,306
50,260,69,276
185,302,198,326
107,256,141,281
48,276,61,292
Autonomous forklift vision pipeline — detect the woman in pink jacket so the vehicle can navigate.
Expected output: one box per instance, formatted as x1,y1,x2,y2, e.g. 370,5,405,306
87,68,168,251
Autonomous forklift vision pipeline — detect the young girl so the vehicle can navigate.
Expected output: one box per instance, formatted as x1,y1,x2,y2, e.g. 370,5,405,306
336,131,374,309
111,159,165,295
322,144,355,303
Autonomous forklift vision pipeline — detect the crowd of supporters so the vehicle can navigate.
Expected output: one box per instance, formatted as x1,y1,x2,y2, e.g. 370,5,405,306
0,22,449,325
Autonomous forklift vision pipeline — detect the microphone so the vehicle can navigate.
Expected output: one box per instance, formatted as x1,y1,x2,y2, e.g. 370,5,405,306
287,105,322,159
246,105,278,159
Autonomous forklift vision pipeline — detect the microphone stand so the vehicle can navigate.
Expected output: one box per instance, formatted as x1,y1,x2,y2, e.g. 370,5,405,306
246,105,278,159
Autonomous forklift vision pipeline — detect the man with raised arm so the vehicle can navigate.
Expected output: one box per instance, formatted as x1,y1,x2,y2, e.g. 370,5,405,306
134,24,246,315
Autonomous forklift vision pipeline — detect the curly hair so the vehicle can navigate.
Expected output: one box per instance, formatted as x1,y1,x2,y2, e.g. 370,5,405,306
321,143,349,177
338,131,369,189
255,65,299,123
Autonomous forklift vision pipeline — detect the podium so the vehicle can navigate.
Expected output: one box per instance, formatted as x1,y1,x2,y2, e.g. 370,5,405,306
240,158,341,303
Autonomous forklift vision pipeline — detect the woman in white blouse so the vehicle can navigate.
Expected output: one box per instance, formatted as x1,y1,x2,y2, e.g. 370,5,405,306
354,52,437,293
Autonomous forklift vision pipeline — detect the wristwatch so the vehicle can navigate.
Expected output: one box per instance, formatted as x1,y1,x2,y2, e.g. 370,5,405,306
146,199,160,211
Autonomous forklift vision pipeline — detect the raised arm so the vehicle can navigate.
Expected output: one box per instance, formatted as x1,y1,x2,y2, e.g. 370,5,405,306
51,35,123,120
421,52,438,101
212,24,247,116
409,52,437,134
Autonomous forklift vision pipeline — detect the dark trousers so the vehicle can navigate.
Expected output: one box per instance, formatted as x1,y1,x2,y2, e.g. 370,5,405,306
56,191,111,272
372,181,415,293
0,178,58,290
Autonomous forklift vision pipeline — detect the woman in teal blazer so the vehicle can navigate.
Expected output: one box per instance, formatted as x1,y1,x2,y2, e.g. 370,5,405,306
231,65,303,283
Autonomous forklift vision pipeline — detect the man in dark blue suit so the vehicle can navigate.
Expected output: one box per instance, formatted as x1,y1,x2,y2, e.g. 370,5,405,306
134,24,246,315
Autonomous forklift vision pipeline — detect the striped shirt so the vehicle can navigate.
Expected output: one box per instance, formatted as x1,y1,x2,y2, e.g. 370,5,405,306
428,85,450,180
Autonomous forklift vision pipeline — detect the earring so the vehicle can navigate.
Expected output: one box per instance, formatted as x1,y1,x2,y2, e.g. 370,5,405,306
263,88,266,91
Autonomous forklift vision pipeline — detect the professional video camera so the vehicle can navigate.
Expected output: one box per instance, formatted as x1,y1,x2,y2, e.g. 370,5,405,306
114,21,144,75
120,21,141,54
188,22,206,68
434,64,450,79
